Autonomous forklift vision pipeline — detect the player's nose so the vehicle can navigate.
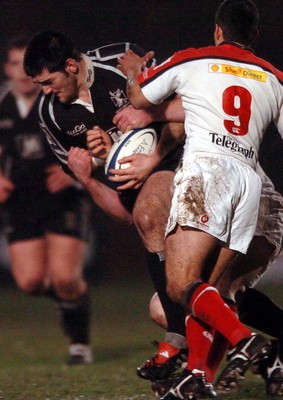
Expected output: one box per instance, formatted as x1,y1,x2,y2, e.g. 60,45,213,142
42,86,53,95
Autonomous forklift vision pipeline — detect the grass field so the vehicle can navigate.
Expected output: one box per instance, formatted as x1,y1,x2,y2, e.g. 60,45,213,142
0,266,282,400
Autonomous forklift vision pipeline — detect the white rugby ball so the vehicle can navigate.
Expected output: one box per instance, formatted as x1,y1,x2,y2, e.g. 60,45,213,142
105,127,158,182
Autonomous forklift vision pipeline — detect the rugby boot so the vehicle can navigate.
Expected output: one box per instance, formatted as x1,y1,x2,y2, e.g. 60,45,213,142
257,339,283,396
67,343,93,365
215,333,271,392
137,341,187,381
152,372,187,398
160,369,217,400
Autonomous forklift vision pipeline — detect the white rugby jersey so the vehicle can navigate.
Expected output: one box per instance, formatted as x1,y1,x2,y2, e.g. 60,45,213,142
139,43,283,169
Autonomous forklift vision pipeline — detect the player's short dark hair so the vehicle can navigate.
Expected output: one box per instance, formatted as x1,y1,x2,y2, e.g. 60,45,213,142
23,31,82,77
215,0,259,45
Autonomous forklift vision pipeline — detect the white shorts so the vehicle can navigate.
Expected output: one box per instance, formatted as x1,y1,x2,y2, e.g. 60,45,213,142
166,153,262,254
244,167,283,288
254,166,283,262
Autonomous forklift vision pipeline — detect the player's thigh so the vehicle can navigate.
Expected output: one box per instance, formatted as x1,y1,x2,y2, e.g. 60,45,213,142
213,236,274,299
9,238,47,288
46,233,86,281
132,170,175,251
134,170,174,216
165,225,219,300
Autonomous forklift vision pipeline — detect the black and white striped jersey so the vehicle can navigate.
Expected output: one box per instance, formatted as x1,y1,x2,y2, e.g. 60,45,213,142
0,82,57,188
38,42,148,175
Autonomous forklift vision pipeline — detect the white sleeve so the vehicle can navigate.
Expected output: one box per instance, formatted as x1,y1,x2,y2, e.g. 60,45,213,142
141,64,179,105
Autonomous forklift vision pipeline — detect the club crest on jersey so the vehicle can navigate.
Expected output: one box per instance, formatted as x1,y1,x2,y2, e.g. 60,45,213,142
109,88,128,108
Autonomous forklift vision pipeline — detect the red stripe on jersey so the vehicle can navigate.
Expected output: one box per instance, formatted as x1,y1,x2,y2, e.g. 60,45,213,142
138,43,283,87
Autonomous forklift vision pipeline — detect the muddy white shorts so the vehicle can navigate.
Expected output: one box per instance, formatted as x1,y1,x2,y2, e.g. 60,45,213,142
254,164,283,262
165,153,262,254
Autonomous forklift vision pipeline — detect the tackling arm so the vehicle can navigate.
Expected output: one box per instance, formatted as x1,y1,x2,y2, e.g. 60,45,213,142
117,49,153,109
67,147,133,224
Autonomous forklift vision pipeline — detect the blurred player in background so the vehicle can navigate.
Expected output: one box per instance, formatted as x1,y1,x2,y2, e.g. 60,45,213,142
0,36,93,365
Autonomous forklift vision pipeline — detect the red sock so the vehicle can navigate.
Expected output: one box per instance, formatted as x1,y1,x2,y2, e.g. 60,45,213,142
188,283,251,347
186,314,215,377
206,301,239,382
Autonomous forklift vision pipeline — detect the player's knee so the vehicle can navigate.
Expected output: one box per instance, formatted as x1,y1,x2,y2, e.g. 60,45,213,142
133,207,154,235
166,275,196,305
166,280,182,304
52,276,86,299
16,277,44,296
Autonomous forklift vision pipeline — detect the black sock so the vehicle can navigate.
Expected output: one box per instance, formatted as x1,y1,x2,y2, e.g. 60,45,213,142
146,252,186,338
238,287,283,342
59,293,91,344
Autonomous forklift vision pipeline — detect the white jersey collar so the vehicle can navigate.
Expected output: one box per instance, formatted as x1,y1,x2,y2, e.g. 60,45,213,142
82,54,95,88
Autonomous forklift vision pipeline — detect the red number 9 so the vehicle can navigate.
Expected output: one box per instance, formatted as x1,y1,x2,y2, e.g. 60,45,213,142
223,85,252,136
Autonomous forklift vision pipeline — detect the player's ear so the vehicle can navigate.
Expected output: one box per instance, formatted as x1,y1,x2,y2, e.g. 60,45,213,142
214,24,224,45
65,59,79,74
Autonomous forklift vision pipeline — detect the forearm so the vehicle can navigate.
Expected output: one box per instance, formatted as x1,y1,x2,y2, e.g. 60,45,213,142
82,176,133,225
126,77,151,109
149,97,185,123
154,122,185,163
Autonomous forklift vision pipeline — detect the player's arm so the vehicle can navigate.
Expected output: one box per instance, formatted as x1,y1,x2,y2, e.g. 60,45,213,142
113,97,185,132
117,49,154,109
86,126,112,162
45,163,77,193
68,147,132,224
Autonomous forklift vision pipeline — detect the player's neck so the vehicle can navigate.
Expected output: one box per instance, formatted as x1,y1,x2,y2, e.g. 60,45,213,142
78,85,91,104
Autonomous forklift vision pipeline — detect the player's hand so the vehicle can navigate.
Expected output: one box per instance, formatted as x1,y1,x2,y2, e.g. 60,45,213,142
113,105,154,133
86,126,112,159
108,153,159,190
0,174,15,203
67,147,93,186
117,49,155,79
45,163,75,193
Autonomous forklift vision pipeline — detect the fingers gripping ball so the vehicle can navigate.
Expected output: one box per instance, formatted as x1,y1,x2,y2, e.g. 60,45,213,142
104,127,158,187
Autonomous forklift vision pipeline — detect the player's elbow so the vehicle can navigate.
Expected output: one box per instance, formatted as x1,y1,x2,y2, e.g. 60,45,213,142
127,90,152,110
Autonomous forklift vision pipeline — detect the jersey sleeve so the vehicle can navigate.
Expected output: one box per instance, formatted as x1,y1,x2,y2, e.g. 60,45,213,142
139,56,179,105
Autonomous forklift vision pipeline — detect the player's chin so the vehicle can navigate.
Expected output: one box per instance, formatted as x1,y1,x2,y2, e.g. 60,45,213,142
56,93,73,104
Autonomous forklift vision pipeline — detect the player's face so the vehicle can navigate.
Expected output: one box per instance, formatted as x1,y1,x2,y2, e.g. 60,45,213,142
4,48,38,97
33,68,79,104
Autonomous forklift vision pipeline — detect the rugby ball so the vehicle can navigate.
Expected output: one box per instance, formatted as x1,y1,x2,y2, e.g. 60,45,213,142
105,126,158,184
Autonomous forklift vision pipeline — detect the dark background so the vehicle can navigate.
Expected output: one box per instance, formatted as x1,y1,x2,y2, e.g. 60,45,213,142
0,0,282,70
0,0,282,279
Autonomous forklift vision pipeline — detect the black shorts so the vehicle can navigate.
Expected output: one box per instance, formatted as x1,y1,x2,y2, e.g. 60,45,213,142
1,186,92,244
